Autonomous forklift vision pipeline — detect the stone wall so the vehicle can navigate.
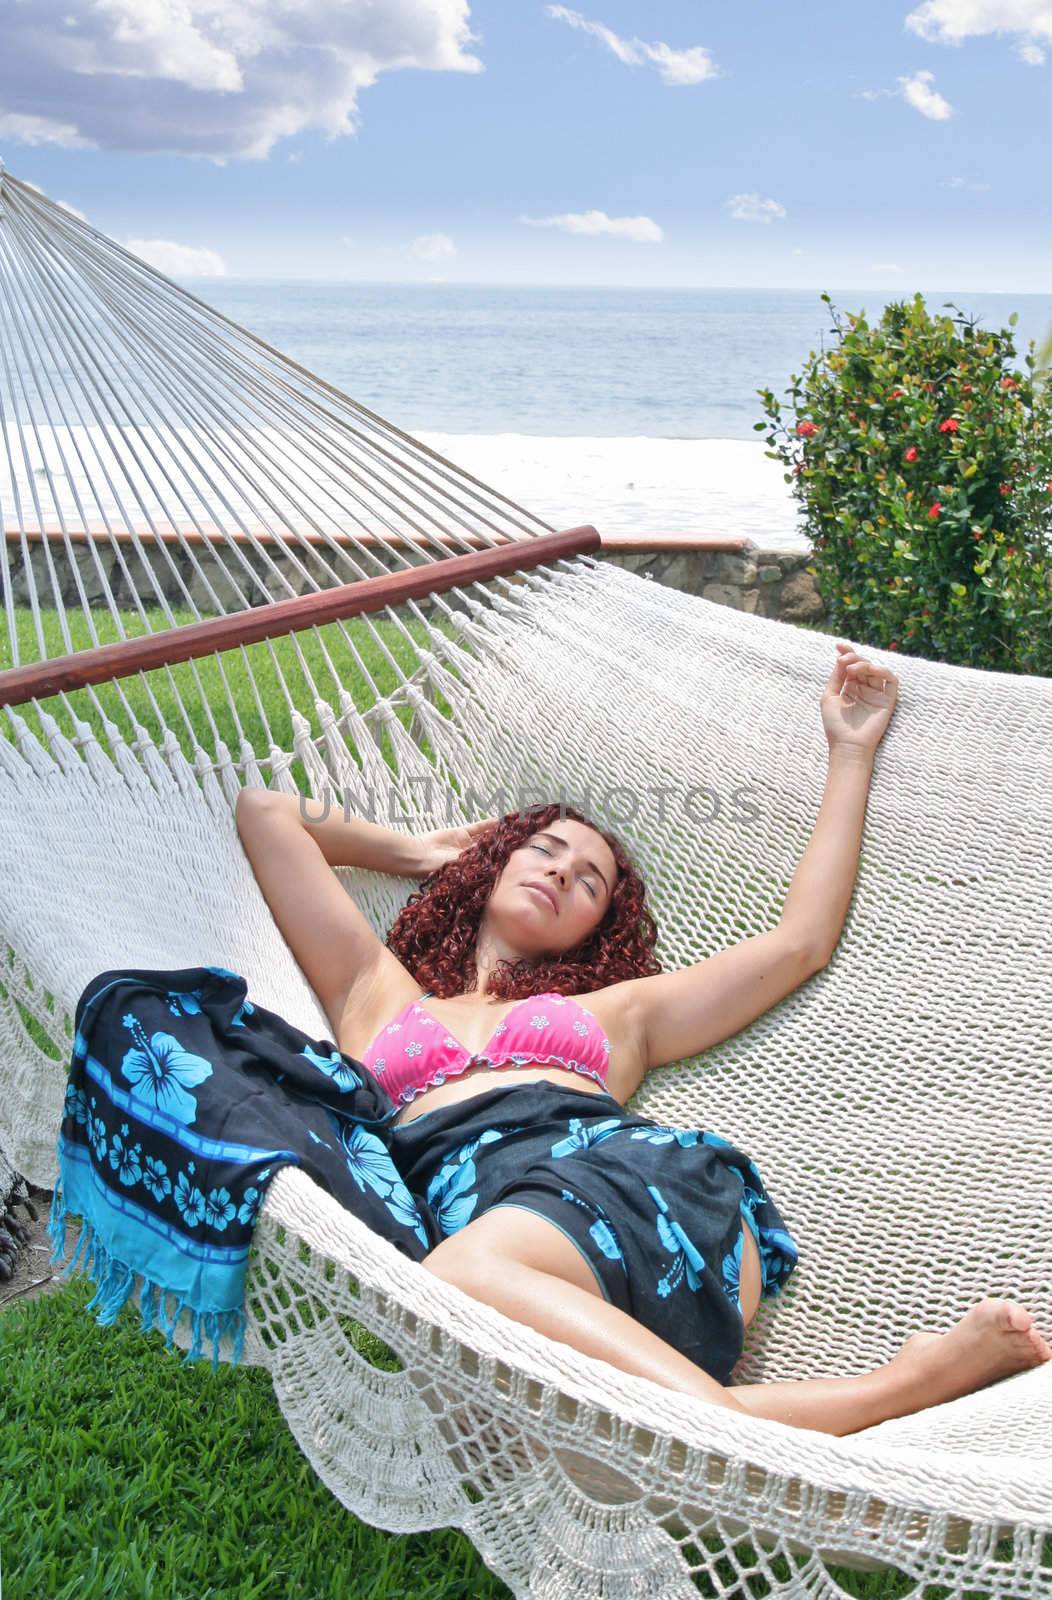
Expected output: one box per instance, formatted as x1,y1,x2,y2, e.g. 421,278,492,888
3,534,825,626
595,538,824,623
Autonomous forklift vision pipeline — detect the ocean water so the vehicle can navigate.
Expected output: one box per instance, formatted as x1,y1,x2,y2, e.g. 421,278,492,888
193,283,1052,548
200,282,1052,440
11,283,1052,550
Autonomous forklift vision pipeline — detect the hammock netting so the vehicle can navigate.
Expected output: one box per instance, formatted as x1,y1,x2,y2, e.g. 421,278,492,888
1,163,1050,1598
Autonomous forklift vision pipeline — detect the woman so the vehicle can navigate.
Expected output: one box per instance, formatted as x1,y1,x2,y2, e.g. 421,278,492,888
236,641,1050,1434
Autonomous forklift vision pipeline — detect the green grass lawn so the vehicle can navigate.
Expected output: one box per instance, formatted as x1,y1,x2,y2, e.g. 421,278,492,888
0,604,1012,1598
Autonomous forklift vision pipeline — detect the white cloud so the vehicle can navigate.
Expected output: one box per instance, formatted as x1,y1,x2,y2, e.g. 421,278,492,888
945,175,991,190
791,247,805,256
410,232,456,261
123,238,228,277
520,209,664,242
725,193,787,223
906,0,1052,52
0,0,483,160
0,110,90,147
545,5,719,85
870,261,903,272
897,67,954,118
1018,38,1046,60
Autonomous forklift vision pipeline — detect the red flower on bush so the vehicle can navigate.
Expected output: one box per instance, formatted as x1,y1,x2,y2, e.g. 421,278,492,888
938,418,959,433
928,502,942,519
904,446,918,462
1006,546,1017,556
999,484,1012,497
796,421,819,438
961,385,973,395
889,641,899,650
973,531,984,541
888,389,905,400
1001,377,1018,391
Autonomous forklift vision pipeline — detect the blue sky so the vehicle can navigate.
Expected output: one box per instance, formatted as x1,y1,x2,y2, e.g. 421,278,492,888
1,0,1050,289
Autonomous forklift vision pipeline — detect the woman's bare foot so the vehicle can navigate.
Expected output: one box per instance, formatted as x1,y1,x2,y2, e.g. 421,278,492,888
886,1299,1052,1409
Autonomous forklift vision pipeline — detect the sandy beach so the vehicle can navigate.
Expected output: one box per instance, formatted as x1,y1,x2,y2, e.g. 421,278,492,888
420,434,806,550
4,426,806,553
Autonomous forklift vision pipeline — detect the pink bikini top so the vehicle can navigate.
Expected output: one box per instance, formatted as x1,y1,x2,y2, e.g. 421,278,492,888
359,989,614,1107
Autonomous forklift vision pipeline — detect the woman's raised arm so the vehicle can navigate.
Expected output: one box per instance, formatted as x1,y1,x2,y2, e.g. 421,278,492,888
233,787,424,1033
618,643,900,1079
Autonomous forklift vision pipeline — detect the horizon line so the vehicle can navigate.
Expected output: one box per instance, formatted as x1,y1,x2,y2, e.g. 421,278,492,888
187,277,1042,297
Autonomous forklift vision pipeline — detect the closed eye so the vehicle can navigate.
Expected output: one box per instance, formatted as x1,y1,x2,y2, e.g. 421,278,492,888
530,841,598,899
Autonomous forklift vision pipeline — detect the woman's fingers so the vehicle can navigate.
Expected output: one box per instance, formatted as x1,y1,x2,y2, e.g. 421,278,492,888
828,643,899,704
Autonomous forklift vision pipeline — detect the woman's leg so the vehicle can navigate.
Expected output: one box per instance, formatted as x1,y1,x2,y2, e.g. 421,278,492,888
421,1208,1052,1436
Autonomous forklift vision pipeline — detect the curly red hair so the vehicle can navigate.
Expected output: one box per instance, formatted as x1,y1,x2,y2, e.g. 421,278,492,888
385,802,662,1000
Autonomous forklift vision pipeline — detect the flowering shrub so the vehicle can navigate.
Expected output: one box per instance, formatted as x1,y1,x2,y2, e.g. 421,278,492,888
757,292,1052,674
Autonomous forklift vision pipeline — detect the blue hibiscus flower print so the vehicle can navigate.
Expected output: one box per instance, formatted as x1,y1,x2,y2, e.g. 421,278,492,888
174,1167,207,1227
382,1173,431,1249
648,1183,706,1297
721,1228,743,1313
589,1218,625,1266
336,1123,400,1198
239,1185,264,1227
230,998,255,1029
87,1100,107,1162
63,1084,89,1125
108,1124,144,1187
550,1117,625,1158
142,1155,172,1204
427,1156,481,1235
165,987,206,1018
119,1011,214,1125
203,1187,237,1231
447,1128,504,1167
629,1125,699,1148
237,1166,273,1228
301,1043,363,1094
755,1223,800,1292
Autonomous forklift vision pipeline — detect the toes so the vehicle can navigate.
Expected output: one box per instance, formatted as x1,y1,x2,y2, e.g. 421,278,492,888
992,1299,1031,1334
1027,1326,1052,1362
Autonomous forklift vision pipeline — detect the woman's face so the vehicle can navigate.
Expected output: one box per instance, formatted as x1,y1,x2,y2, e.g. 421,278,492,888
488,819,619,956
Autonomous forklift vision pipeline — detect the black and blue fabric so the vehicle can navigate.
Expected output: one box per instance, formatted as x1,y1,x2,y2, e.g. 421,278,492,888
51,966,799,1387
390,1078,799,1385
49,966,438,1372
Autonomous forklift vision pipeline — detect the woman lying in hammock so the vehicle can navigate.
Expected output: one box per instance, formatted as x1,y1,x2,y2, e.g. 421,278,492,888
235,639,1051,1436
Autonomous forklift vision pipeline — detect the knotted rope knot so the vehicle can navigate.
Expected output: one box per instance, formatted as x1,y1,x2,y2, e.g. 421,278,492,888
364,703,401,728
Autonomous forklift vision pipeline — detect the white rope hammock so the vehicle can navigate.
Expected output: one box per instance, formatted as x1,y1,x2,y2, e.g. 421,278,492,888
1,163,1050,1599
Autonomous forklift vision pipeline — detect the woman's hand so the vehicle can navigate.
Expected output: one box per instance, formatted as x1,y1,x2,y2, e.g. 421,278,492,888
411,816,499,877
820,642,900,754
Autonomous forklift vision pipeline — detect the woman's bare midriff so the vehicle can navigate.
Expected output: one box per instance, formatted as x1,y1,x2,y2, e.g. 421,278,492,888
390,1060,613,1126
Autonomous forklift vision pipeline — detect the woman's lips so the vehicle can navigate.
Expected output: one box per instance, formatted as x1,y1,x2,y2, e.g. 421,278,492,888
525,882,558,913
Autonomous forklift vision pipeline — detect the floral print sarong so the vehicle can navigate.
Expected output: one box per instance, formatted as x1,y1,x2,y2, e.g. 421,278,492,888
49,966,436,1371
390,1079,799,1385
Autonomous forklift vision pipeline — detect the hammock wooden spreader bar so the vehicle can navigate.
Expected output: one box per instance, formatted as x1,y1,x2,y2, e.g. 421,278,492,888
0,524,599,707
